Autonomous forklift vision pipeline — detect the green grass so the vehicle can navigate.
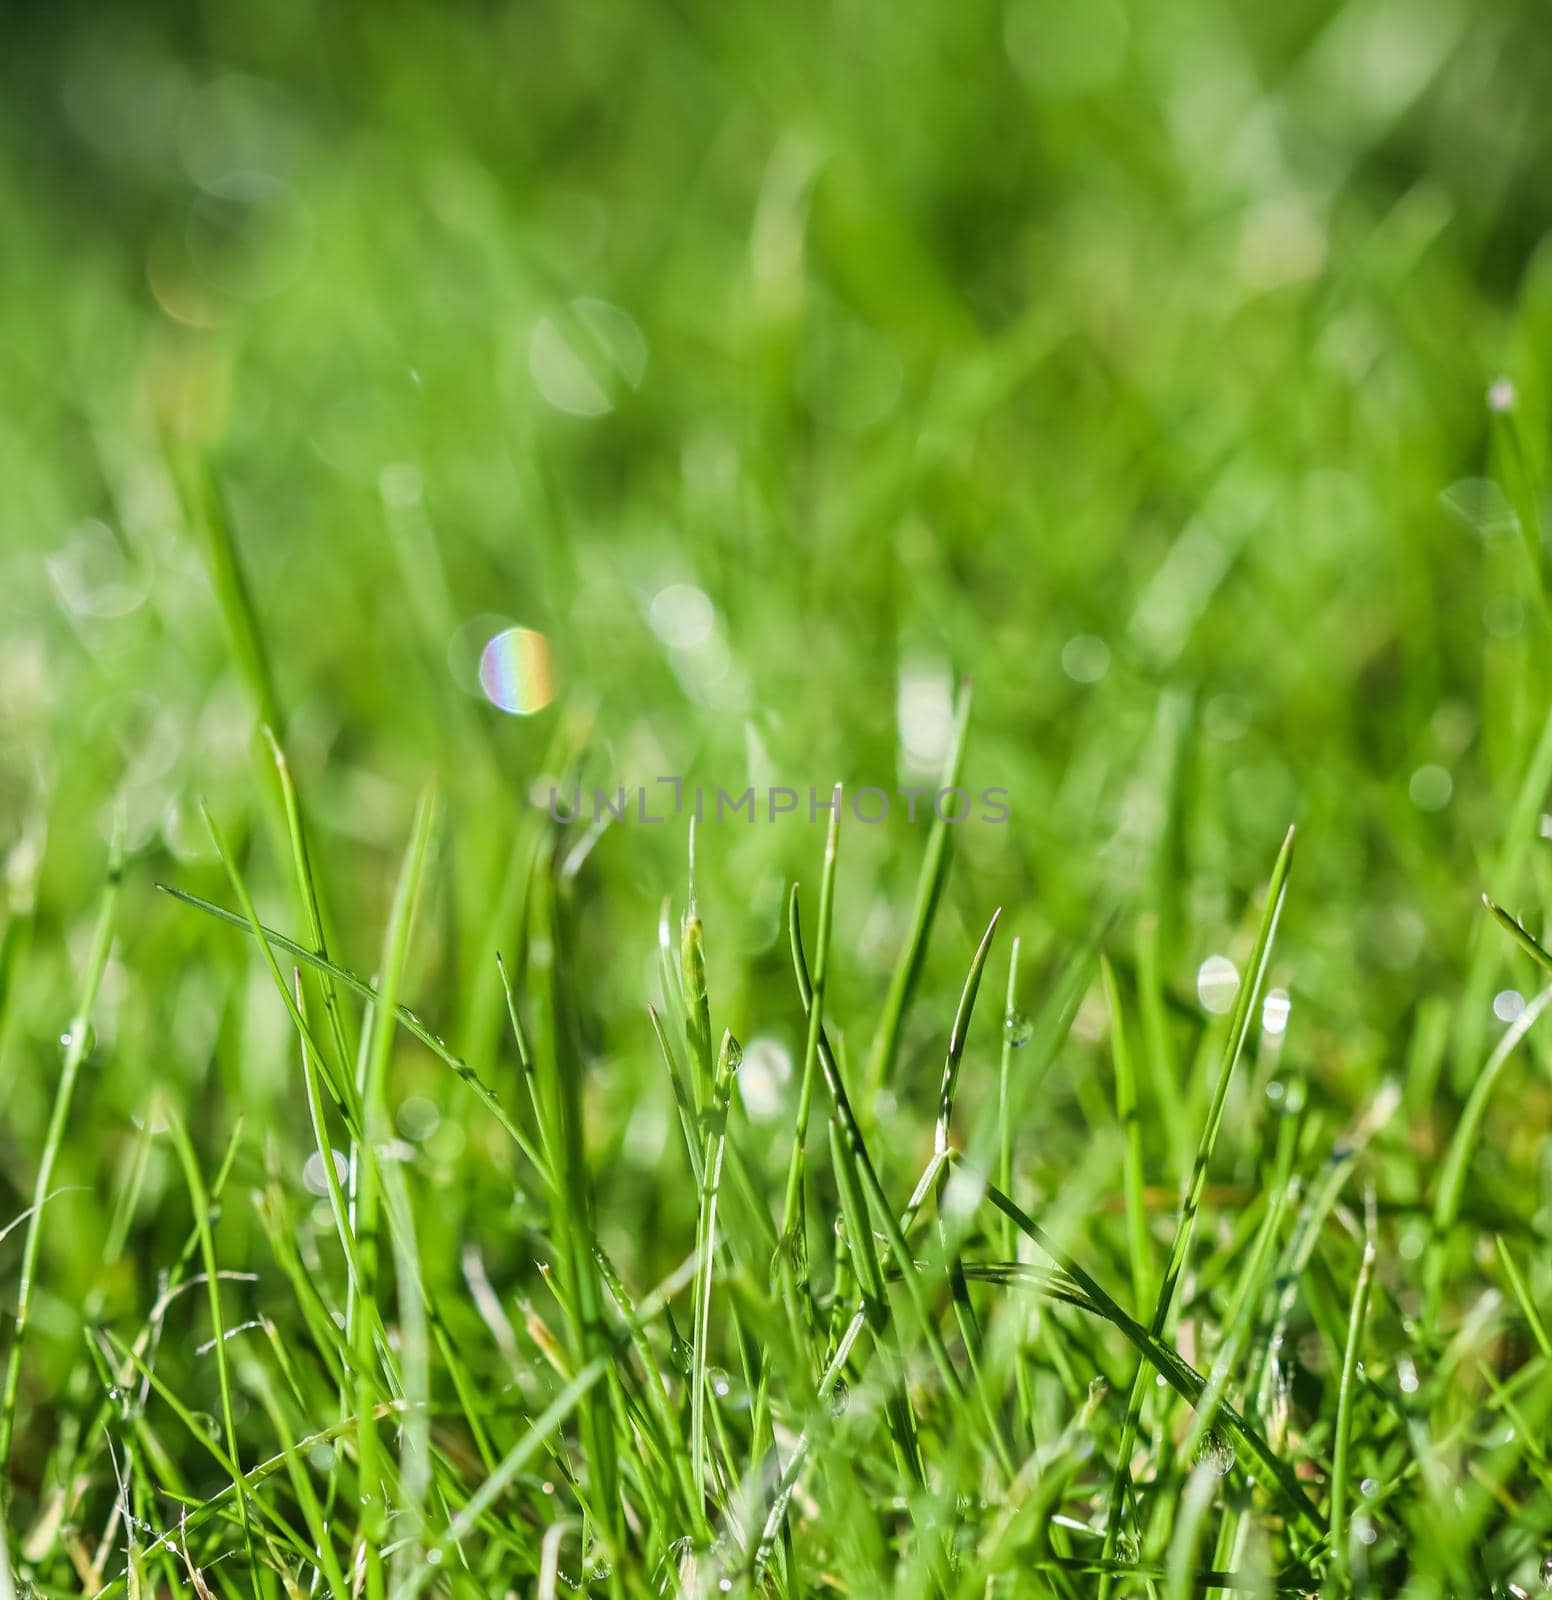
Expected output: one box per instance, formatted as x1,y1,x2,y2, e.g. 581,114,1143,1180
7,0,1552,1594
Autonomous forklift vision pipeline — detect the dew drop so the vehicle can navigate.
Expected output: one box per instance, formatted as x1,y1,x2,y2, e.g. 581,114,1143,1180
829,1378,850,1417
1194,1426,1233,1476
1540,1552,1552,1590
1004,1009,1034,1048
1196,955,1239,1015
670,1336,693,1377
302,1148,349,1197
1261,988,1291,1035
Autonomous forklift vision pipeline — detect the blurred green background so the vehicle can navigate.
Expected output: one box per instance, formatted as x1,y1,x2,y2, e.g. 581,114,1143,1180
5,0,1552,1525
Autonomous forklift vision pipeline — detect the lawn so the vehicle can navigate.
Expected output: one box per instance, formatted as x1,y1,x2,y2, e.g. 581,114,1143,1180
4,0,1552,1594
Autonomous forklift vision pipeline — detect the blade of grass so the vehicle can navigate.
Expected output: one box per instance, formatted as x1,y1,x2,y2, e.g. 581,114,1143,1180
777,788,842,1365
1099,827,1296,1594
352,784,438,1600
690,1030,739,1532
1328,1227,1376,1577
865,678,972,1096
165,444,282,734
157,1103,261,1599
1495,1237,1552,1359
1101,954,1151,1316
0,824,122,1472
933,907,1015,1480
1426,979,1552,1319
972,1167,1321,1534
788,894,989,1453
158,882,547,1179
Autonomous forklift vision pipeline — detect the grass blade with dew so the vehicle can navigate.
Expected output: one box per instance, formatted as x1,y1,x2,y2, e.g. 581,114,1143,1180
245,1347,352,1600
866,678,972,1096
649,1002,704,1185
1452,712,1552,1091
1328,1211,1376,1579
996,933,1041,1449
158,881,549,1180
352,784,438,1600
972,1165,1322,1533
0,821,122,1473
196,803,359,1118
1483,891,1552,978
1099,826,1297,1594
161,1102,261,1598
1425,979,1552,1321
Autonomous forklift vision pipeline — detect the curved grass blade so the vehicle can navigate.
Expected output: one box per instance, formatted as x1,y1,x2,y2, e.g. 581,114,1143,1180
1426,979,1552,1318
0,826,122,1472
1100,826,1295,1589
974,1168,1321,1535
157,881,550,1183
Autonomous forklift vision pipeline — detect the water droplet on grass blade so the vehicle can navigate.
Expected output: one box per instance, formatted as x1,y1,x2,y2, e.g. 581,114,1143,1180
1004,1009,1033,1048
302,1149,348,1196
1194,1427,1233,1475
1196,955,1239,1014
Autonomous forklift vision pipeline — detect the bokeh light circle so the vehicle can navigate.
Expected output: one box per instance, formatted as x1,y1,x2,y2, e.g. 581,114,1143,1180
478,627,556,715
